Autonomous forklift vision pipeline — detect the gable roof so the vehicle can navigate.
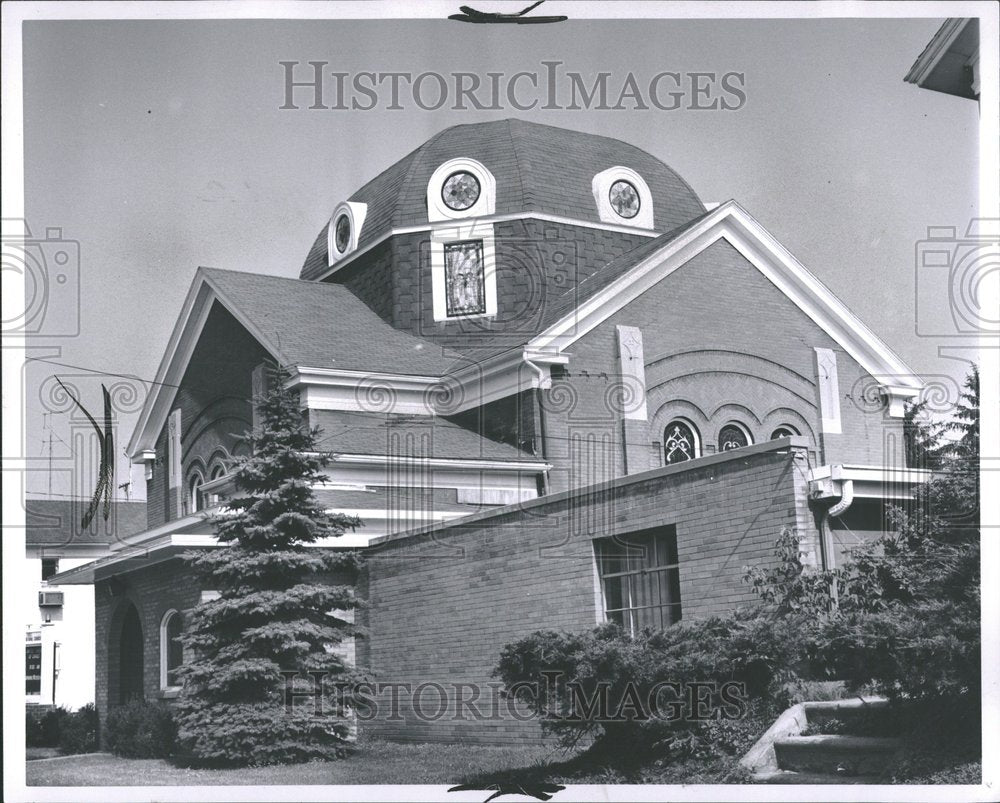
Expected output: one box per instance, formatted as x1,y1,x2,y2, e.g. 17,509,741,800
201,268,458,374
519,200,923,396
126,267,459,458
300,118,706,280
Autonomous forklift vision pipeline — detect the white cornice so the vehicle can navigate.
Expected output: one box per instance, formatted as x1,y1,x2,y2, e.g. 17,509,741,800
309,211,661,283
904,18,973,86
526,200,923,415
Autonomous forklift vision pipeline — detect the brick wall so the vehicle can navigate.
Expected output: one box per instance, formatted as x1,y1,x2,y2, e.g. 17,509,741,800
360,439,816,743
537,238,905,497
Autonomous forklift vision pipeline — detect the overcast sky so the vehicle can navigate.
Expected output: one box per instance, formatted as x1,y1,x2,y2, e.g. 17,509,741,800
20,16,978,500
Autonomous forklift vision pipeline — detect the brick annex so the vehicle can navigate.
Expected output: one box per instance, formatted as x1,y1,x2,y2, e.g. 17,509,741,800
53,119,929,745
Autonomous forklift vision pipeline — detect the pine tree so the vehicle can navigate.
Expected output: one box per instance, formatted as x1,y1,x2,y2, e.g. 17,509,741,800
174,365,368,766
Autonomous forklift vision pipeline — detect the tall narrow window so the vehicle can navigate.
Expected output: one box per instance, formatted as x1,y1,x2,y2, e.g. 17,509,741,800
444,240,486,316
718,423,751,452
663,420,699,465
160,610,183,689
187,471,204,514
595,526,682,634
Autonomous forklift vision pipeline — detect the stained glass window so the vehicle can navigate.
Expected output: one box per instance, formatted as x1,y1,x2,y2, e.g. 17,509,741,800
595,526,682,634
444,240,486,316
770,425,799,440
719,424,750,452
441,171,481,211
609,179,640,219
664,420,698,465
334,215,351,253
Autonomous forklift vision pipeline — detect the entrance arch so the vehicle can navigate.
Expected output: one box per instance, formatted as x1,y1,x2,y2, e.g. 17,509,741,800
111,602,145,704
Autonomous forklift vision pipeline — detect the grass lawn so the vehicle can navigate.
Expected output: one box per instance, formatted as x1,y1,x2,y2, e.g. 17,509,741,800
26,736,559,786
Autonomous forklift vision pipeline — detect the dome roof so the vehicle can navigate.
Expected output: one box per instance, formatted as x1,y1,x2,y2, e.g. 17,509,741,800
301,118,704,279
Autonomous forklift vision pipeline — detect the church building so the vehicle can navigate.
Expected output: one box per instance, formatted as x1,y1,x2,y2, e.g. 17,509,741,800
52,119,929,743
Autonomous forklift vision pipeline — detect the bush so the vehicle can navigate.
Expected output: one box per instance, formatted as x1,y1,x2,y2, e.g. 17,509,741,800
105,700,177,758
58,704,99,754
495,613,798,762
26,707,69,747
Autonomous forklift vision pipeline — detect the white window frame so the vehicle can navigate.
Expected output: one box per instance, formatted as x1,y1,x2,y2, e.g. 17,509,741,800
427,157,496,222
592,166,654,230
159,609,183,691
186,469,205,514
430,220,498,322
327,201,368,267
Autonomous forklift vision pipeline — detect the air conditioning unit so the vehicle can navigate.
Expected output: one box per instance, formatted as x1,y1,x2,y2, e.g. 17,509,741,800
38,591,64,607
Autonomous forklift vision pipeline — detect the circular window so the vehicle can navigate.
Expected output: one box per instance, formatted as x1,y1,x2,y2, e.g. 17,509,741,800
609,180,640,219
441,171,481,211
334,215,351,254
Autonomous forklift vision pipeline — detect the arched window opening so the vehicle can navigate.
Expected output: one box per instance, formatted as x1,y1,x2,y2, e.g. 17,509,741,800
770,425,800,440
664,420,699,465
160,610,183,690
187,472,204,514
718,423,751,452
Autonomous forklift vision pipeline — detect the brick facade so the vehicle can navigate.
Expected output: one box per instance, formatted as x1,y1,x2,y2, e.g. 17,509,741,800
358,439,816,743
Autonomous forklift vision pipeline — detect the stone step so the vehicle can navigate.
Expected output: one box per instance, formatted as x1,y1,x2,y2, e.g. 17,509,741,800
773,735,902,777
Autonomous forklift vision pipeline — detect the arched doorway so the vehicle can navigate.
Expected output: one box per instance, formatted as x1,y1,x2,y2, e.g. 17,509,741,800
118,603,144,704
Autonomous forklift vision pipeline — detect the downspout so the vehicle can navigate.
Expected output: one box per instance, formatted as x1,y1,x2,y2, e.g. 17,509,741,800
821,478,853,607
523,353,551,496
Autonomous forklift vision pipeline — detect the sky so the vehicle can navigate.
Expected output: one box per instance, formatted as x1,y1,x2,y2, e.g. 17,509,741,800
18,15,980,500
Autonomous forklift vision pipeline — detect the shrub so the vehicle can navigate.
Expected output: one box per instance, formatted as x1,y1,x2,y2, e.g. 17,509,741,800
25,707,70,747
495,613,798,761
105,700,177,758
58,704,99,754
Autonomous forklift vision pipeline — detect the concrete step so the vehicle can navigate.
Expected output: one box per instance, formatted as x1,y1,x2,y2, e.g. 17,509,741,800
773,734,902,777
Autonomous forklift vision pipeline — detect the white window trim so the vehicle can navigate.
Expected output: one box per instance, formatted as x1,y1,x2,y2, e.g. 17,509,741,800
592,166,654,230
159,609,182,691
327,201,368,267
187,469,205,514
664,417,701,461
430,220,498,322
427,157,496,222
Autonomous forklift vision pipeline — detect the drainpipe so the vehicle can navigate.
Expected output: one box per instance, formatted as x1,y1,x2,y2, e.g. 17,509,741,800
822,475,853,607
523,353,551,496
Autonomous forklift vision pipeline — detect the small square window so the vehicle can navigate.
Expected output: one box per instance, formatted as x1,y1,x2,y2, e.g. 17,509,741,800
444,240,486,317
41,558,59,582
595,526,681,634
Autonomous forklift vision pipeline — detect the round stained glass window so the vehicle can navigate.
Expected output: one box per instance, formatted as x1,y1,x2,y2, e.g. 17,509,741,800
334,215,351,253
442,171,481,211
609,180,640,219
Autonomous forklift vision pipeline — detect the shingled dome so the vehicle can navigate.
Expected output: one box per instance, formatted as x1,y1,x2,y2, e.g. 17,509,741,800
300,119,705,279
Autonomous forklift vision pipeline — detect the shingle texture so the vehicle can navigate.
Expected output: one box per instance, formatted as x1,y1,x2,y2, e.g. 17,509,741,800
300,118,705,279
25,499,147,548
202,267,459,375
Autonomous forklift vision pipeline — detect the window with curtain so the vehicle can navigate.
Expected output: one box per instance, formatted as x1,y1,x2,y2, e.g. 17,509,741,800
595,526,682,634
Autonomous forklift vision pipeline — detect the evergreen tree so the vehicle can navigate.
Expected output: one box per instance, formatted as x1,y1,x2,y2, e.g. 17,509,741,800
174,366,368,766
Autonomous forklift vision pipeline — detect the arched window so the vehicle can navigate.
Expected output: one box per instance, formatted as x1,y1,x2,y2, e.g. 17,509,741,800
187,471,204,514
210,464,226,480
718,423,752,452
159,609,183,690
664,420,699,465
770,425,800,440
